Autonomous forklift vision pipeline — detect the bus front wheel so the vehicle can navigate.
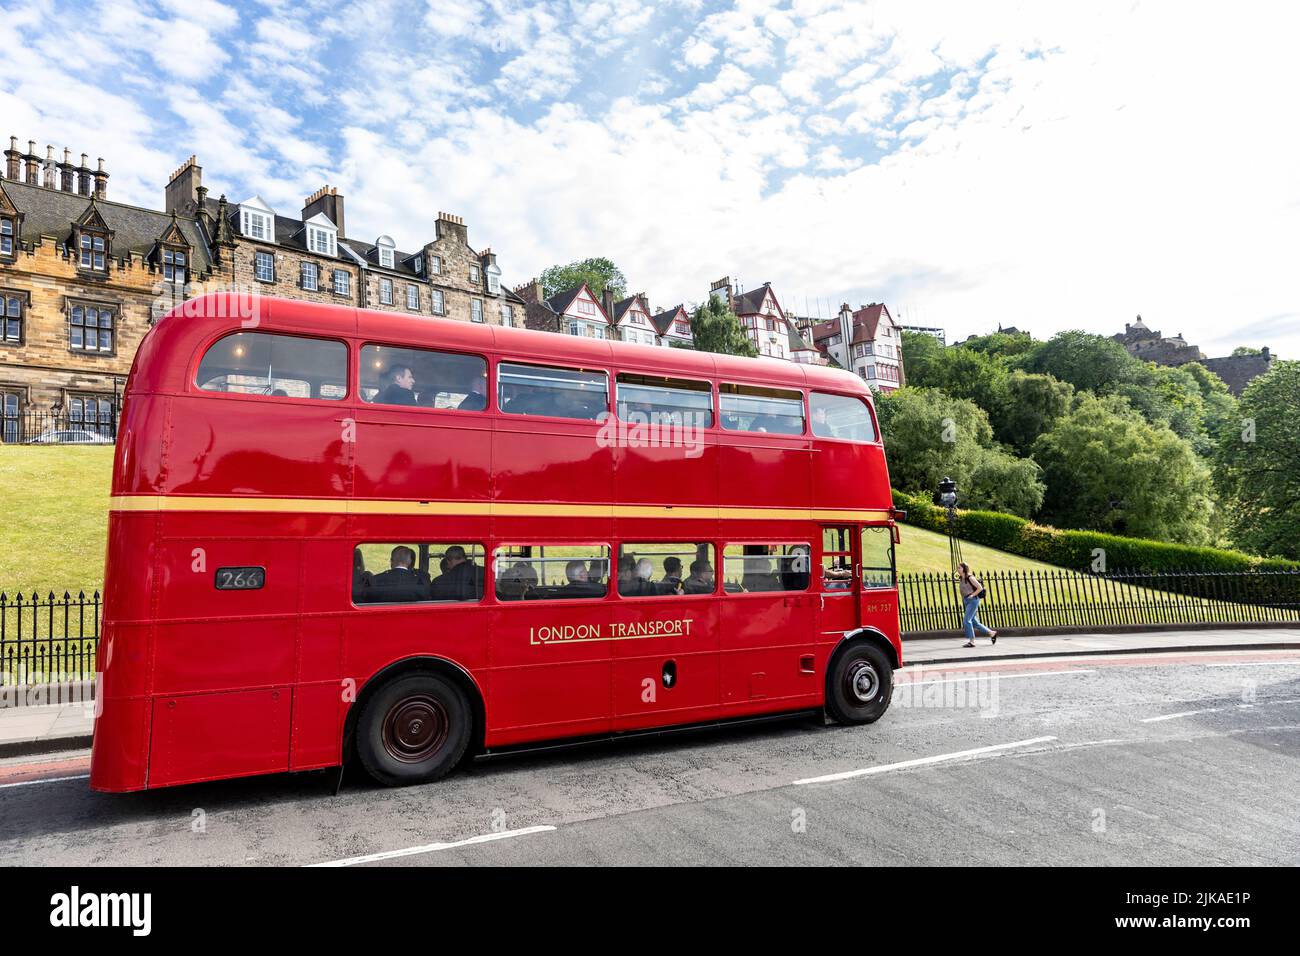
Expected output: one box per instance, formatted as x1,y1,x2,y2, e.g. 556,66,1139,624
825,643,893,725
357,673,472,786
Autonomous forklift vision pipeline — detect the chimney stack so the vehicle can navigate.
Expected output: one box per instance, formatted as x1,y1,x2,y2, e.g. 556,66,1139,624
165,155,202,215
58,148,74,192
77,153,92,196
435,211,467,244
25,140,41,186
3,136,19,180
41,146,54,189
93,157,109,199
601,287,615,323
514,279,544,304
302,185,345,238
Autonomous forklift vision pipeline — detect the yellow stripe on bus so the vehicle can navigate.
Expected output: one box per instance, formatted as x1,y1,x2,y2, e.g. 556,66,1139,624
108,495,892,523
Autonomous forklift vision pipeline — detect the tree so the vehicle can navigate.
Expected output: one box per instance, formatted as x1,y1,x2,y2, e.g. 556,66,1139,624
959,330,1037,360
896,332,1004,411
1214,361,1300,559
1032,395,1215,545
988,370,1075,456
539,257,627,300
1019,330,1142,396
1232,346,1264,357
875,387,1044,517
690,293,758,358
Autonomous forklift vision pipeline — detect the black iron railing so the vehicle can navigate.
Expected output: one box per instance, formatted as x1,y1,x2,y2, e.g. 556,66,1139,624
0,591,101,686
898,569,1300,633
1,409,118,444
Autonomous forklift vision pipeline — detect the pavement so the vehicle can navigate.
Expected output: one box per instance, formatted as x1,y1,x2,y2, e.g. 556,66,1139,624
2,640,1298,865
1,626,1298,758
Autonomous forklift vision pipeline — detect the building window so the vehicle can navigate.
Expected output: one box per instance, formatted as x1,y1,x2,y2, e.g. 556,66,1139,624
2,293,23,343
68,303,114,353
430,289,445,314
333,269,350,296
430,255,441,275
469,265,480,283
674,321,690,335
2,391,19,443
471,299,483,323
79,232,107,271
254,251,275,282
577,300,595,315
379,278,393,305
301,261,319,291
487,274,499,294
163,248,186,285
501,304,513,327
307,227,335,256
0,217,13,257
68,395,115,437
241,210,271,240
378,247,394,269
406,285,419,311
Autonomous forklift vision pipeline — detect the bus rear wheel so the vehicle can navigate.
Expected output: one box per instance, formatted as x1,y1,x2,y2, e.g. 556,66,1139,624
826,643,893,725
357,673,471,786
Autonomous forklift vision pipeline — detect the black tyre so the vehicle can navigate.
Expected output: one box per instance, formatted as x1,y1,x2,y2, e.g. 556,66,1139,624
356,673,471,786
825,642,894,725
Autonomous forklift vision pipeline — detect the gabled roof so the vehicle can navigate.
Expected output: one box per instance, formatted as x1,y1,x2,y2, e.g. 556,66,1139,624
732,282,784,321
1,178,213,273
544,283,610,323
809,303,896,348
650,304,689,336
787,323,816,353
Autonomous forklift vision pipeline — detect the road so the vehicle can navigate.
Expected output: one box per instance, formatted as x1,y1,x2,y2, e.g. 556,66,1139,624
1,647,1298,866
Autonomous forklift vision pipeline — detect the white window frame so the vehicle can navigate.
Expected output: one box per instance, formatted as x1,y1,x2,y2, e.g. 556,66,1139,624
430,255,441,275
307,226,335,257
333,269,350,296
242,211,271,241
406,284,420,311
471,299,484,323
301,261,319,291
430,289,444,314
254,250,275,282
379,277,393,305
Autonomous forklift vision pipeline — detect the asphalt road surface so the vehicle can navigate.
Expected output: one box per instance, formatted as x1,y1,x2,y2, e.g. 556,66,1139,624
2,648,1298,866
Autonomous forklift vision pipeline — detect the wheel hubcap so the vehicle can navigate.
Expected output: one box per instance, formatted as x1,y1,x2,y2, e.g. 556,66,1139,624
847,661,879,702
382,695,449,763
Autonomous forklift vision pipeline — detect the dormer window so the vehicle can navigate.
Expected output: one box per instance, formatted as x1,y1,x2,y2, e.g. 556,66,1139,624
163,248,186,284
412,257,422,274
238,196,276,243
304,213,337,257
79,232,107,271
0,216,13,258
376,236,395,269
488,274,499,294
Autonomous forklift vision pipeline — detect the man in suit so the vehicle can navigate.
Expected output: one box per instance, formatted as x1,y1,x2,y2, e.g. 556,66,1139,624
563,560,605,598
659,555,684,595
457,375,488,411
377,365,417,406
683,558,715,594
365,545,430,602
430,545,483,601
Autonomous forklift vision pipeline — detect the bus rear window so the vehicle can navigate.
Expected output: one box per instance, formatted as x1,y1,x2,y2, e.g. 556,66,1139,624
498,363,608,421
719,384,804,435
810,392,876,442
196,331,347,400
360,344,486,410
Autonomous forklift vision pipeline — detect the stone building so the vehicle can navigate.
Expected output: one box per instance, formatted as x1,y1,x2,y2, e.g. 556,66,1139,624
1111,315,1275,395
0,137,519,441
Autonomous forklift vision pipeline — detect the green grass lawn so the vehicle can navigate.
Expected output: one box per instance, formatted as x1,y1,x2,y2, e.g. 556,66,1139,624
895,524,1061,575
0,446,113,597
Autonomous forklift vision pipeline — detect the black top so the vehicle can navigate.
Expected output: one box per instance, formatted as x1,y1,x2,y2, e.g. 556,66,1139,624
430,561,484,602
365,567,430,603
377,383,417,406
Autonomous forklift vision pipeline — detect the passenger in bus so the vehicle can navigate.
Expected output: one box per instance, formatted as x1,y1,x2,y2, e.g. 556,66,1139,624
352,548,372,602
659,556,684,595
742,548,781,592
683,559,715,594
431,546,483,602
783,545,811,590
269,388,290,397
621,558,658,597
377,365,418,406
457,375,488,411
365,545,431,602
563,560,605,598
497,561,538,600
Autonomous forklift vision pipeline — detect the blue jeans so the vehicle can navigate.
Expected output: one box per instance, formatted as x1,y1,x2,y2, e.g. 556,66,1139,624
963,595,993,641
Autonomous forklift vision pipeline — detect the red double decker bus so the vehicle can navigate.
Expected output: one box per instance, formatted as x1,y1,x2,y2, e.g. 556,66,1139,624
90,291,902,791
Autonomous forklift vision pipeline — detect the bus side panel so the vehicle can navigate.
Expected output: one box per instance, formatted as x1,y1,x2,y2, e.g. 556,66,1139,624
162,397,350,500
89,695,150,792
813,441,891,511
612,440,718,508
111,395,171,496
716,437,812,510
148,687,292,787
611,598,719,731
352,410,492,503
492,420,614,506
291,682,345,769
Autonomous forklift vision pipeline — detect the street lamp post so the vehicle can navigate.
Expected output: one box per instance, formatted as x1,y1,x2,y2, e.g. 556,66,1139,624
935,476,963,575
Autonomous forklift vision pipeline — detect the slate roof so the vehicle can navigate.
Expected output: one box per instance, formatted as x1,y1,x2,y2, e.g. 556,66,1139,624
2,178,214,273
650,305,687,336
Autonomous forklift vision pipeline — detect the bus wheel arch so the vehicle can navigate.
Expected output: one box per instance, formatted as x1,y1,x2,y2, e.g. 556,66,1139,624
343,656,486,776
824,629,897,726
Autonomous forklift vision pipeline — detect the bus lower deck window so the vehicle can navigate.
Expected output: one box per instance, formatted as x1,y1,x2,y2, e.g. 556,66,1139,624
722,543,811,593
495,544,610,600
618,543,714,597
353,543,485,604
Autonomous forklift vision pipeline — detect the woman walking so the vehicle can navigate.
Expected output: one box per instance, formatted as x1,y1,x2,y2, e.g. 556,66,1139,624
957,562,997,648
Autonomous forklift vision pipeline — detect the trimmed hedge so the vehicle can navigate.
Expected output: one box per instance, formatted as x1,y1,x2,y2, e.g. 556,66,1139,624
890,488,1300,574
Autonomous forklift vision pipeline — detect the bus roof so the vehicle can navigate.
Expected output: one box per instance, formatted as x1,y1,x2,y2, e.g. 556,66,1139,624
133,291,873,398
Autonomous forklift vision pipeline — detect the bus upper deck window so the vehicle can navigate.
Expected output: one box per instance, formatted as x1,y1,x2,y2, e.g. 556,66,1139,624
810,392,877,442
616,374,713,428
360,344,487,410
498,363,608,421
719,384,804,435
196,331,347,400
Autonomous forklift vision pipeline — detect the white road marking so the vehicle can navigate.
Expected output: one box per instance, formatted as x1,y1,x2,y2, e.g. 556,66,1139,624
307,824,558,867
793,736,1058,786
1141,708,1222,723
0,773,90,790
898,669,1094,688
1206,661,1300,667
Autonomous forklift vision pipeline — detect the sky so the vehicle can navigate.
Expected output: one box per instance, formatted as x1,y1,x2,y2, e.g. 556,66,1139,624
2,0,1297,357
